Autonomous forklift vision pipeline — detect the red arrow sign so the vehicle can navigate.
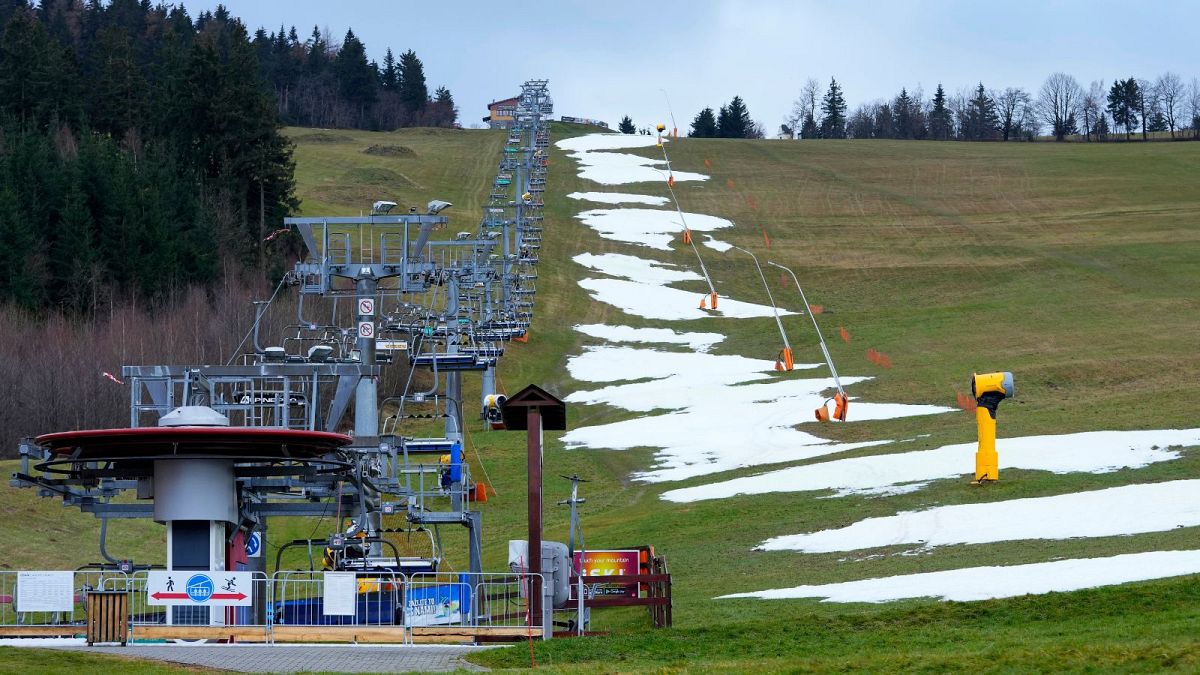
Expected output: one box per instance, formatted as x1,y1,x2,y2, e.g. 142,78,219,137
151,592,188,600
211,592,247,601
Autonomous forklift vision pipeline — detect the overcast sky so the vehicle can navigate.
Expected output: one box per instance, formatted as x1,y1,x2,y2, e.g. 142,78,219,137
202,0,1198,132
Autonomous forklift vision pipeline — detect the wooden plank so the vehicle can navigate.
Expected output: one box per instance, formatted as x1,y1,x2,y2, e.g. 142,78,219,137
133,625,269,642
270,625,408,643
0,625,83,637
584,597,671,608
576,574,670,583
411,626,540,638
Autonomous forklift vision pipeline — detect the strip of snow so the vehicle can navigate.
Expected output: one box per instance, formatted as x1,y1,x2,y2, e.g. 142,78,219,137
556,134,667,152
718,550,1200,603
576,208,734,251
555,135,709,185
702,234,734,252
759,479,1200,553
568,191,670,206
573,324,726,352
573,252,701,284
563,346,953,482
578,278,790,320
662,429,1200,503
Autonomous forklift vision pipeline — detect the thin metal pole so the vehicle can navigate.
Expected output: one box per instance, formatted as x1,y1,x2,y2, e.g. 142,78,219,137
731,245,791,354
767,261,844,396
656,135,717,300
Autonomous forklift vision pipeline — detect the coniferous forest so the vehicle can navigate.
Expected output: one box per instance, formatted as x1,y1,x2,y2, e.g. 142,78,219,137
0,0,456,312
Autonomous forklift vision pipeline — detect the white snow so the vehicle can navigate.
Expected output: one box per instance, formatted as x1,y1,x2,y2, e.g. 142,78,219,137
575,208,734,251
718,550,1200,603
662,429,1200,503
555,134,708,186
568,191,670,206
556,134,668,152
759,479,1200,553
572,252,701,284
578,278,791,321
573,324,726,352
701,234,734,252
563,346,953,482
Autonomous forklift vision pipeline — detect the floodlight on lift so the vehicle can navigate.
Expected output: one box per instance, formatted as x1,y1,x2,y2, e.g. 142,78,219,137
307,344,334,362
427,200,453,215
372,200,397,215
455,232,473,240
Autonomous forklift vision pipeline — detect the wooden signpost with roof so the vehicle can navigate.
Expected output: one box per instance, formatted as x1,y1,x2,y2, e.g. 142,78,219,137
500,384,567,628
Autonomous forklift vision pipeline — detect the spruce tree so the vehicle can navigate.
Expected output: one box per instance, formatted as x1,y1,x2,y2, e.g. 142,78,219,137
617,115,636,134
892,88,914,139
334,28,377,110
689,107,717,137
717,95,752,138
820,78,847,139
964,83,1000,140
380,47,398,90
397,49,428,113
928,84,953,140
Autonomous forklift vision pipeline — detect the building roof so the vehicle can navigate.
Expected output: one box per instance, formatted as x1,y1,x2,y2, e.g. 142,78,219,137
488,96,519,109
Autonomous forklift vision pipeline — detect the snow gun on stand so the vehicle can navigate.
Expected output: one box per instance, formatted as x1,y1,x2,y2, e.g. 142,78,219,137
766,261,848,422
971,371,1015,484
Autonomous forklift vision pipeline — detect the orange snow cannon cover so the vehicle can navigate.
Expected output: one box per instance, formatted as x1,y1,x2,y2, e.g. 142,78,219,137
833,392,849,421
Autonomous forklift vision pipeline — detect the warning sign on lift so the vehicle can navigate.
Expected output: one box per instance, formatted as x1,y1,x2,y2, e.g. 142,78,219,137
358,298,375,315
357,321,375,339
146,571,253,606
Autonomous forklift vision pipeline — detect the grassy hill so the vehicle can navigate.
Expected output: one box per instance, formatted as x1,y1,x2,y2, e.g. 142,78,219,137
5,123,1199,671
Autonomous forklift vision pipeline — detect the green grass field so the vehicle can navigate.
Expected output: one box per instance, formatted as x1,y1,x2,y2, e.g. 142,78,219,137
5,124,1199,672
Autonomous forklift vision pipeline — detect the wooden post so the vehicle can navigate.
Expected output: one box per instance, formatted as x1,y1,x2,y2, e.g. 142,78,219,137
499,384,566,635
527,405,543,625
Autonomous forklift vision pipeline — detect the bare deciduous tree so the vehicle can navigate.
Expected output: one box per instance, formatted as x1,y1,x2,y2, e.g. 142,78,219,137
790,78,821,138
993,87,1031,141
1154,72,1185,138
1080,80,1105,141
1190,77,1200,139
1038,72,1083,141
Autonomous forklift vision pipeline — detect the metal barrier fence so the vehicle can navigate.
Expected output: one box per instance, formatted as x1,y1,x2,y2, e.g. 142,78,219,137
407,572,545,630
270,571,405,628
0,570,548,641
119,572,272,628
0,570,129,628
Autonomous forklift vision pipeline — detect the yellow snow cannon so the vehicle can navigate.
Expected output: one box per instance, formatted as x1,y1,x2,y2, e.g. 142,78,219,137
971,371,1014,483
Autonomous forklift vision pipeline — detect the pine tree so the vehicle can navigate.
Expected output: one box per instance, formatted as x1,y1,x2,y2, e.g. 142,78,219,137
928,84,953,140
892,88,916,139
1107,78,1139,139
964,83,1000,140
820,78,847,139
0,8,57,128
617,115,635,134
304,25,326,74
380,47,398,90
429,86,457,127
800,113,818,139
92,25,147,136
334,28,376,114
716,95,752,138
689,107,717,137
397,49,428,114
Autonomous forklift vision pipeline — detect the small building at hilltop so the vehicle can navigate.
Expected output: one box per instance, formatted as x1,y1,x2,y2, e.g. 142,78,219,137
484,96,519,129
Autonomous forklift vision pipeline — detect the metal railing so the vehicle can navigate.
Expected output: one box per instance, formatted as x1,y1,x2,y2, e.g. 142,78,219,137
0,570,129,628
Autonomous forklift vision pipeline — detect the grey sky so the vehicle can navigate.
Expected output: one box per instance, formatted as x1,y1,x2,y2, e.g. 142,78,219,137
203,0,1198,132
